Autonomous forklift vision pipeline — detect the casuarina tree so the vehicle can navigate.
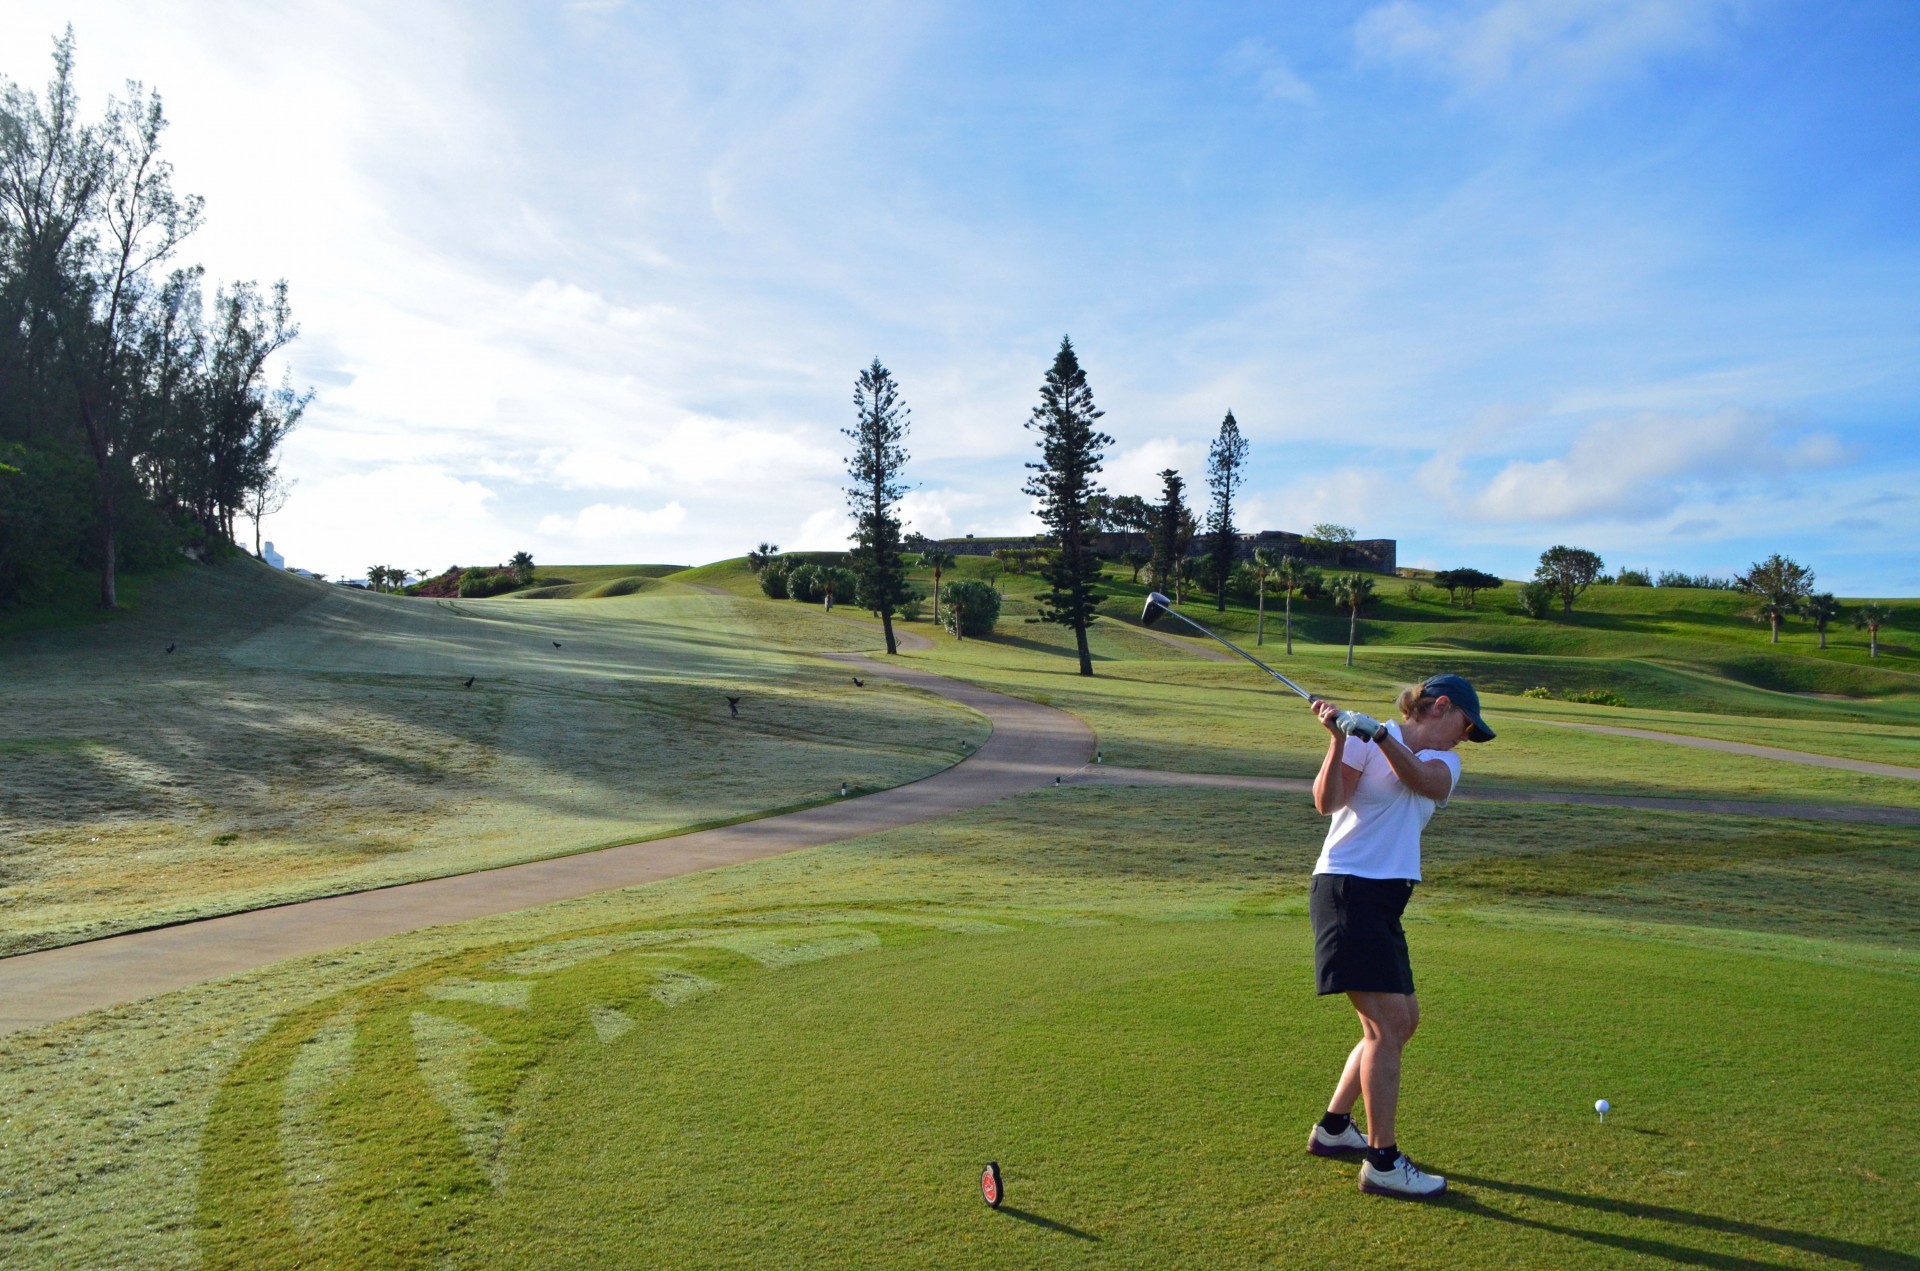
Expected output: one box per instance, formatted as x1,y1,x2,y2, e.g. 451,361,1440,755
1205,411,1248,611
1150,468,1186,600
1024,337,1112,676
844,358,912,655
1736,553,1814,644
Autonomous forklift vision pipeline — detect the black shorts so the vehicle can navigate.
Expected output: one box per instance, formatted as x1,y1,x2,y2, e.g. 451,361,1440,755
1310,873,1417,996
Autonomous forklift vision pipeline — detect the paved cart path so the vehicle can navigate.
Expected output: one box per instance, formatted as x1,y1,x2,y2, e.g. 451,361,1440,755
1533,719,1920,781
0,653,1089,1036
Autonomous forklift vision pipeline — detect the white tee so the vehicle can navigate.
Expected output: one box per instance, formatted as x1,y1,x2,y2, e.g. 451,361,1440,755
1311,720,1462,882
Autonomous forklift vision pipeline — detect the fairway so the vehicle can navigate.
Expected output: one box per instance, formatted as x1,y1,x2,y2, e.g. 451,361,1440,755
0,559,985,953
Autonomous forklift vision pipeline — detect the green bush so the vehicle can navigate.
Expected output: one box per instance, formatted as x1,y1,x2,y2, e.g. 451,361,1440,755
1616,568,1653,587
940,579,1001,638
1564,689,1627,707
785,563,821,602
1403,580,1428,603
759,561,791,599
897,593,926,622
1521,686,1553,699
1517,580,1555,618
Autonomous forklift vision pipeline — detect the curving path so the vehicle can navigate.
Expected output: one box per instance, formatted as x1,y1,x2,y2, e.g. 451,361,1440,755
1533,719,1920,781
0,653,1091,1036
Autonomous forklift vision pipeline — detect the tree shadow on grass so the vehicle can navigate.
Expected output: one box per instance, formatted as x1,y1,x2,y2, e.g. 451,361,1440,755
995,1206,1101,1241
1444,1173,1918,1270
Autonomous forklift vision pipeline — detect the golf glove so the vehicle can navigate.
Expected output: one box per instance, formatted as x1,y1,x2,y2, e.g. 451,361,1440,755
1336,710,1387,742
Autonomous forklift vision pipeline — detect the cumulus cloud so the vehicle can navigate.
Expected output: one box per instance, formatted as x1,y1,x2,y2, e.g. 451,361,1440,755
1355,0,1739,105
1103,436,1210,501
274,465,502,575
536,501,686,540
1438,409,1850,524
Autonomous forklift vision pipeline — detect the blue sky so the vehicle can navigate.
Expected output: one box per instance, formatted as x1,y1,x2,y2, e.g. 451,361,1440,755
5,1,1917,592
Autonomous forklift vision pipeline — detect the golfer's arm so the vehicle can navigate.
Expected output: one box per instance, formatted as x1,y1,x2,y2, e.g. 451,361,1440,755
1313,738,1351,814
1375,734,1454,802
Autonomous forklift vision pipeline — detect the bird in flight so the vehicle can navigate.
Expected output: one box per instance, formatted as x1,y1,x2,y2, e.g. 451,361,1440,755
851,676,864,687
463,676,475,688
727,695,742,717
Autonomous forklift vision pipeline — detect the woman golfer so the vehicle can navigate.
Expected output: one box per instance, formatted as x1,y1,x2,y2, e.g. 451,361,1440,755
1303,673,1493,1199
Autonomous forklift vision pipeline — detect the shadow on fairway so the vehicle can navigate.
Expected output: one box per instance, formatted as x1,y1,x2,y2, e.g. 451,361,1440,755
995,1206,1101,1241
1445,1173,1919,1270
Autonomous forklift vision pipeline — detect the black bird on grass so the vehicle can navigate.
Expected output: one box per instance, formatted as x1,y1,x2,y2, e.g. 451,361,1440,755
463,676,475,688
165,643,176,654
552,641,563,649
851,676,864,687
727,695,741,717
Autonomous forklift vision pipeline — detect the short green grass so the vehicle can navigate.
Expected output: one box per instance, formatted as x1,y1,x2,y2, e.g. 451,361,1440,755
3,787,1914,1269
6,555,1920,1269
0,558,985,953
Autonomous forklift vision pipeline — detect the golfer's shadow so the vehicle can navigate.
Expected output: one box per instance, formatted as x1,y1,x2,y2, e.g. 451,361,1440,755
1442,1172,1918,1270
995,1206,1101,1242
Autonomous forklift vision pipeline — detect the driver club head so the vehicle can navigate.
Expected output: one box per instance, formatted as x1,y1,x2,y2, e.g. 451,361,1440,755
1141,591,1173,627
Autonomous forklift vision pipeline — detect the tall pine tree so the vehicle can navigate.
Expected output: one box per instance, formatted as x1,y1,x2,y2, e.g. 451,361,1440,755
1024,337,1112,676
1205,410,1248,611
1151,467,1186,598
844,358,911,655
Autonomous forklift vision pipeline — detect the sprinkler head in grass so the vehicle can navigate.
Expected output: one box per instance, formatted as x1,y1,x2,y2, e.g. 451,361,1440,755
840,781,849,797
1595,1099,1610,1123
1095,750,1103,764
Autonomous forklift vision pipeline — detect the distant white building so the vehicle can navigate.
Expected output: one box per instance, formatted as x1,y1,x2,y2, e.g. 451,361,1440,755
262,541,286,570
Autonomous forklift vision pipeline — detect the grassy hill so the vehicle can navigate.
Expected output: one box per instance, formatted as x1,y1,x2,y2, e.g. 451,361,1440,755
0,555,985,954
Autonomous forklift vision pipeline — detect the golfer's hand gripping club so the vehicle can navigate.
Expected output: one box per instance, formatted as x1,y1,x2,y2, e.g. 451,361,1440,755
1335,710,1387,743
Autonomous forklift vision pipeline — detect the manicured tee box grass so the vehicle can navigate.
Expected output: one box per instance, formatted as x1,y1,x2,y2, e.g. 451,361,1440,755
4,788,1915,1269
0,557,984,953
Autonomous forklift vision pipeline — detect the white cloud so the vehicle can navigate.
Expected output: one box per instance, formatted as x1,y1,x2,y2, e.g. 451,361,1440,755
274,465,502,576
1355,0,1740,105
536,501,686,540
1103,437,1209,501
792,507,854,551
1225,38,1318,106
1436,409,1852,524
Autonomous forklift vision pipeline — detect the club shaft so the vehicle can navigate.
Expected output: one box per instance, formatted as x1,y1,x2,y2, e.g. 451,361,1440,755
1161,609,1315,700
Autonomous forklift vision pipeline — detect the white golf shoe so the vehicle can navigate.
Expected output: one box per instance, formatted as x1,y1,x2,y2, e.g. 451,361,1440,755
1358,1153,1446,1199
1306,1120,1370,1157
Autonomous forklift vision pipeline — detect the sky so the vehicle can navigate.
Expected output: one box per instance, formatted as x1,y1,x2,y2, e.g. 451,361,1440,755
4,0,1917,593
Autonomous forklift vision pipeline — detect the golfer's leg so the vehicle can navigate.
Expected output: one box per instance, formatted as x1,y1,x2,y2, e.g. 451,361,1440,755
1349,992,1415,1148
1328,1037,1367,1115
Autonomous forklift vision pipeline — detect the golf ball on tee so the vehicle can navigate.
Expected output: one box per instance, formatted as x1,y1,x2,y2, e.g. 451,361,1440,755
1595,1099,1610,1115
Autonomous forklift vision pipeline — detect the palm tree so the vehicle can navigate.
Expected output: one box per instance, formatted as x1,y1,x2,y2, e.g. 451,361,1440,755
1854,603,1894,658
1737,553,1814,644
1175,555,1202,605
1804,592,1842,650
509,551,535,585
366,565,387,592
748,541,780,573
1333,572,1375,668
1251,546,1281,646
1273,555,1304,655
921,549,958,626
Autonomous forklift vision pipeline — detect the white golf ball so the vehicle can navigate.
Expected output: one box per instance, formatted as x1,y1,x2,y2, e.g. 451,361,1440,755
1594,1099,1611,1115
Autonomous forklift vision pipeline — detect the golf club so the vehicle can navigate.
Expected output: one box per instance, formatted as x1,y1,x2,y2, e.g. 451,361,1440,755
1139,591,1386,741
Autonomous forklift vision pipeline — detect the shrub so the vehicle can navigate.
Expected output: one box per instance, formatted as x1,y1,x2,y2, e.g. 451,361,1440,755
1616,568,1653,587
759,561,791,599
940,579,1001,637
457,567,519,598
1403,580,1428,603
816,566,858,605
785,563,821,602
1565,689,1627,707
1517,580,1555,618
898,594,926,622
1522,686,1553,699
1656,570,1736,590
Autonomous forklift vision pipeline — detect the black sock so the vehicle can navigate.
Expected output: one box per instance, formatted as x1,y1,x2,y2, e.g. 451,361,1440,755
1368,1145,1399,1171
1319,1111,1352,1135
